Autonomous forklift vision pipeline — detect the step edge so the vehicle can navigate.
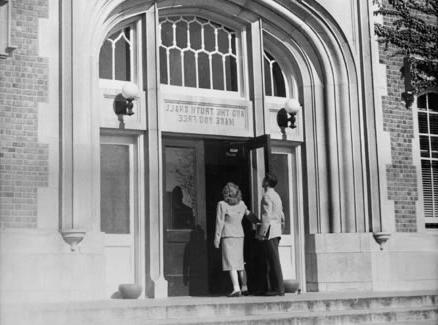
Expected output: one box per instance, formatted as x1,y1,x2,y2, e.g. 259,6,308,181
157,306,438,324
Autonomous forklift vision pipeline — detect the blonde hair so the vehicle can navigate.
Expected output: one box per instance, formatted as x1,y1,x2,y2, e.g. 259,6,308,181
222,182,242,206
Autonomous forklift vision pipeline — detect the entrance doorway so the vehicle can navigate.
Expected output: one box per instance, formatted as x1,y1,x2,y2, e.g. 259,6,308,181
204,140,251,295
163,137,251,296
162,135,303,296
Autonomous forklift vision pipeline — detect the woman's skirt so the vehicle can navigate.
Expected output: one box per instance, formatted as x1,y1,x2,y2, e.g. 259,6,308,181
221,237,244,271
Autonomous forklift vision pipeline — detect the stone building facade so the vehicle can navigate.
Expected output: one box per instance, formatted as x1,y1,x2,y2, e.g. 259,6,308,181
0,0,437,302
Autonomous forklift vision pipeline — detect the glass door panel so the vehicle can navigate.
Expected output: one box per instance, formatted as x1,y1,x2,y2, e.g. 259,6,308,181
271,150,295,280
271,153,291,234
164,146,197,230
101,144,131,234
100,136,137,297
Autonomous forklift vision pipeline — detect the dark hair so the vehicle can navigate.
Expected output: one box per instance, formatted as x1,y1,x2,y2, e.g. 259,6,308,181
222,182,242,205
263,173,278,188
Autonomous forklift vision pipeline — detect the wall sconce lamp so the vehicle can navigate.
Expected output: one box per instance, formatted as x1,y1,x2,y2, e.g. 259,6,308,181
114,82,139,129
276,98,302,131
402,56,415,108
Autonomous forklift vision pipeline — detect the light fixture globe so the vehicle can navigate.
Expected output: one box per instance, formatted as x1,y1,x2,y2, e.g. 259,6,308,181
284,98,301,114
121,82,139,100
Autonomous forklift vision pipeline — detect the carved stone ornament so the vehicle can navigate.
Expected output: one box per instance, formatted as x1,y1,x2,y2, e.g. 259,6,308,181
373,232,391,251
61,229,86,252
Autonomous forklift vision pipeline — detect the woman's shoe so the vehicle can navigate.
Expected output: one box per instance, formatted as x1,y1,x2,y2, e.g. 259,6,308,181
227,291,242,297
242,290,249,296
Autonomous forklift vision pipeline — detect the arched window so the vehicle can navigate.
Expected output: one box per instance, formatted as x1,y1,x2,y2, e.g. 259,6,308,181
159,16,238,91
263,51,286,97
99,26,134,81
418,92,438,225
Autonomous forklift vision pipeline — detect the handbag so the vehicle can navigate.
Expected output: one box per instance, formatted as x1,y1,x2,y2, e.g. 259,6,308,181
245,212,260,224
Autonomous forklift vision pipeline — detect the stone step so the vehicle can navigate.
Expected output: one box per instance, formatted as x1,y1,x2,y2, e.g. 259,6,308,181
157,294,438,320
155,306,438,325
2,291,438,325
365,319,438,325
42,292,438,320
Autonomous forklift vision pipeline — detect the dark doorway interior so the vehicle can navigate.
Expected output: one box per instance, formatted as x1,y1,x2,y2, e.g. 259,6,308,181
204,139,251,295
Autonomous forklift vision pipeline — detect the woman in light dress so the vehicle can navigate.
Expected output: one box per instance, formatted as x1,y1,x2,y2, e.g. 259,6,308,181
214,182,250,297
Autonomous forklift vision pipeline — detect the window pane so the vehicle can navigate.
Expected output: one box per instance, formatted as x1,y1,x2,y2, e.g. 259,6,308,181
422,160,433,218
225,55,237,91
417,94,427,109
264,51,287,97
433,161,438,217
212,54,224,90
189,21,202,50
169,48,182,86
100,144,130,234
429,93,438,112
164,147,196,229
204,24,215,51
418,112,428,133
184,51,196,88
230,34,236,55
160,47,168,84
420,135,430,157
271,154,291,235
432,137,438,158
114,29,131,81
272,62,286,97
99,40,113,79
198,52,210,89
217,29,228,53
264,58,272,96
175,20,188,48
161,21,173,47
429,114,438,135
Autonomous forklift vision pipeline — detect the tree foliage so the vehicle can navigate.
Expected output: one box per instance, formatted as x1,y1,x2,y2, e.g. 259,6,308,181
374,0,438,95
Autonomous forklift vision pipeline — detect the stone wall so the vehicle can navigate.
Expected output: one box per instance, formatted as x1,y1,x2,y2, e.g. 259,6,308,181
0,0,49,229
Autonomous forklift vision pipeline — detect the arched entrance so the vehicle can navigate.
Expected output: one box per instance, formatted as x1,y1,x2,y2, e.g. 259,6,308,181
60,0,369,298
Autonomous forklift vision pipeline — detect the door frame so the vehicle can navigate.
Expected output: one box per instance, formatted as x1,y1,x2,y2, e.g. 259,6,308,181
271,141,306,292
100,132,146,294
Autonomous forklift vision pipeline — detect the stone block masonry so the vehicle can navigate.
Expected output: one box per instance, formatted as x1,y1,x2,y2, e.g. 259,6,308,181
0,0,49,229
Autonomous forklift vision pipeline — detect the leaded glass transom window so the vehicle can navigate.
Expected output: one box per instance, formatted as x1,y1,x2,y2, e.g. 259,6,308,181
264,51,286,97
159,16,238,91
99,27,133,81
418,92,438,224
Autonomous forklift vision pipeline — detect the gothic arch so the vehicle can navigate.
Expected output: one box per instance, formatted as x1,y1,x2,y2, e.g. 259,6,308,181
64,0,368,237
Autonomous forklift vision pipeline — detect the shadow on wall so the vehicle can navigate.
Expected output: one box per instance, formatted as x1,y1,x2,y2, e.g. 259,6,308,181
183,225,209,296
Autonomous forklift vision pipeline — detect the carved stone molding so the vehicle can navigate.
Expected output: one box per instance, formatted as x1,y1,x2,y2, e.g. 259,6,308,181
61,229,86,252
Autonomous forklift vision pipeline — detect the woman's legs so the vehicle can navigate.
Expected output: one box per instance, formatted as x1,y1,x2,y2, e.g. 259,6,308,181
238,270,248,292
229,270,240,292
228,269,248,294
